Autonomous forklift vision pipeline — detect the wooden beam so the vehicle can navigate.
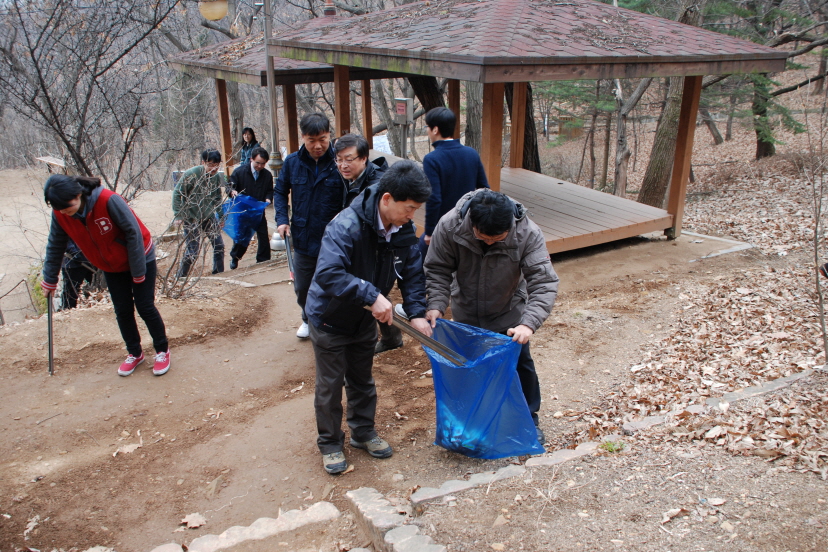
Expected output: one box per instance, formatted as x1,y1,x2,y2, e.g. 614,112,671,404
665,75,703,239
283,84,299,154
508,82,527,168
362,80,373,149
333,65,350,136
448,79,460,138
215,78,234,170
481,82,505,191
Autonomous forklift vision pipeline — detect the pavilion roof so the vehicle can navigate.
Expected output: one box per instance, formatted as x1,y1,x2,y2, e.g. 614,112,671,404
168,32,401,86
267,0,788,82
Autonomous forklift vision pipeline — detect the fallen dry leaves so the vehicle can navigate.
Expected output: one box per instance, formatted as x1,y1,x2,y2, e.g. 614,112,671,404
552,144,828,477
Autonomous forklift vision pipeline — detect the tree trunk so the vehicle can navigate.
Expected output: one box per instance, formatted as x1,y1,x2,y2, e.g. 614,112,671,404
637,0,706,207
699,105,724,145
753,74,775,159
588,114,597,189
226,80,244,160
504,83,541,172
814,49,827,95
600,111,612,191
408,76,445,112
614,78,652,197
372,80,402,156
637,75,684,207
465,81,483,153
726,92,736,141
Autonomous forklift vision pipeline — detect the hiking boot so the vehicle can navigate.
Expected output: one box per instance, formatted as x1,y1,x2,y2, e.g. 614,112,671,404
536,425,546,445
152,349,171,376
118,353,145,377
350,436,393,458
296,322,310,339
230,258,238,270
322,451,348,475
374,339,403,355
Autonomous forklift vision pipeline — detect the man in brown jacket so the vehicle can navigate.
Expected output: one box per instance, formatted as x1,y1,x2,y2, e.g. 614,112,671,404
424,189,559,444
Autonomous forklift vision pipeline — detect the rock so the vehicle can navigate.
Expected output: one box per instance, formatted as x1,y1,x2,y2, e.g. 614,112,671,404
553,411,564,418
205,475,223,497
708,498,726,506
392,473,405,482
492,515,508,527
490,544,505,551
721,520,735,533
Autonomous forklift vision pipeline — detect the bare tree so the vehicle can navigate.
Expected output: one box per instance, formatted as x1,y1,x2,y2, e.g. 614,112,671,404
0,0,179,195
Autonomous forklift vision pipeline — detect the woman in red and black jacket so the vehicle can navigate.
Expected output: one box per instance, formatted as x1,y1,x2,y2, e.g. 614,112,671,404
41,175,170,377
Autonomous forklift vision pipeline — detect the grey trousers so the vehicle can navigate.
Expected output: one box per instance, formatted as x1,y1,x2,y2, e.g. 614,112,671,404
310,322,379,454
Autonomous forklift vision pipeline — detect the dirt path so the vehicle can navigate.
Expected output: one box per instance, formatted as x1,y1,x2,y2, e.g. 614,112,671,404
0,229,762,551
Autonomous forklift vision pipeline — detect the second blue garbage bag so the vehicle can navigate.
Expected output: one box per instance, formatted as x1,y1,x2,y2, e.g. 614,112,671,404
424,319,544,459
222,195,268,245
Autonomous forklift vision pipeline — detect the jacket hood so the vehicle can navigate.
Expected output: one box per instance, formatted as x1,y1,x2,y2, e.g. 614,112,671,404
351,184,382,230
77,185,104,219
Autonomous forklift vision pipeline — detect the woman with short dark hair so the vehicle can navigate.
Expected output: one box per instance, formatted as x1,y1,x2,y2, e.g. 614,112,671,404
41,174,171,377
239,127,259,166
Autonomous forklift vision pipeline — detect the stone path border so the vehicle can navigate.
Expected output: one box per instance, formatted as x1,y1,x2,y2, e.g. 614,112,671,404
682,231,753,261
147,501,340,552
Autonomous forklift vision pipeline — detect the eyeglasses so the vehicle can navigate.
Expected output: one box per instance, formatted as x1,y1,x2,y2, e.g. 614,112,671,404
472,226,509,245
335,156,361,166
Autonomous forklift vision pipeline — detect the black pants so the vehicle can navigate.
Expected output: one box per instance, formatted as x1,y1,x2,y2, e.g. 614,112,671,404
177,218,225,277
292,251,318,323
310,322,378,454
60,265,94,310
515,341,542,424
230,214,271,263
104,260,168,357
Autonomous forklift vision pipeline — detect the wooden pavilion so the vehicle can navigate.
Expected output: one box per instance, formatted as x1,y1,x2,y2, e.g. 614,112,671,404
261,0,786,252
169,31,400,168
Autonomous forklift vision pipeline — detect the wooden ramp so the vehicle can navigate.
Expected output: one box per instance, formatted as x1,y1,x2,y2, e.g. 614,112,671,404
412,167,673,255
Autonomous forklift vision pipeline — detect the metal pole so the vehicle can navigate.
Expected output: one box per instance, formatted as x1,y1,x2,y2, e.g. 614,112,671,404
400,123,408,159
47,294,54,376
262,0,284,176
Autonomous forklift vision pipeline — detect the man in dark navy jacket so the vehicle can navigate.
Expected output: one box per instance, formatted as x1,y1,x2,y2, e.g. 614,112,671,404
227,146,273,268
420,106,489,257
274,113,344,339
305,160,432,475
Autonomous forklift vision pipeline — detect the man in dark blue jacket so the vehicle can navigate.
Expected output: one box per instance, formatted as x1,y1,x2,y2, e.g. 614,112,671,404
421,107,489,257
305,160,432,475
274,113,343,339
227,146,273,268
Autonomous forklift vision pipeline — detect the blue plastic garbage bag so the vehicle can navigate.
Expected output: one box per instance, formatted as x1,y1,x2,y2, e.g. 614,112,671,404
222,195,268,245
424,319,545,459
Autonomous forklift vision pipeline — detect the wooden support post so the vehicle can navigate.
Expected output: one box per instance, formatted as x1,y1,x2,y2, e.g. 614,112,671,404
665,75,702,239
333,65,351,136
448,79,460,138
215,78,233,171
362,80,373,149
283,84,299,154
509,82,527,169
481,82,505,191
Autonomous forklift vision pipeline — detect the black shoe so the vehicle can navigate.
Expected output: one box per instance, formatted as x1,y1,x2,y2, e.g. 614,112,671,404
374,340,403,355
820,263,828,279
230,258,238,270
536,425,546,445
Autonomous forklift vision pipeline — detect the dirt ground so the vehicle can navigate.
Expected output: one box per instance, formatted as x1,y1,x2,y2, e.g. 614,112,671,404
3,95,828,549
2,203,821,552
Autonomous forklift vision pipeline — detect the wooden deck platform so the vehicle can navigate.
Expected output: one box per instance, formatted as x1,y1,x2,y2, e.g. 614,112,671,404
411,167,673,254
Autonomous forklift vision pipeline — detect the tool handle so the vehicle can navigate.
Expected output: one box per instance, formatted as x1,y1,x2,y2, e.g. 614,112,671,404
284,233,295,281
47,295,54,376
364,305,467,366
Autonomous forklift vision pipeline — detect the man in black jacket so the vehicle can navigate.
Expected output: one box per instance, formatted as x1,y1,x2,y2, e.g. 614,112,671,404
333,133,401,354
227,146,274,268
305,160,432,475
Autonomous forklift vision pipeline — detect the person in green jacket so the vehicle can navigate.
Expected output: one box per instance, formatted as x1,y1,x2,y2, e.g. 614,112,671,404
172,149,226,277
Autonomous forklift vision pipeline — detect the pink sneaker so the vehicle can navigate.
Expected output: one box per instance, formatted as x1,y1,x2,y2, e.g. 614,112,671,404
152,349,171,376
118,353,145,376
